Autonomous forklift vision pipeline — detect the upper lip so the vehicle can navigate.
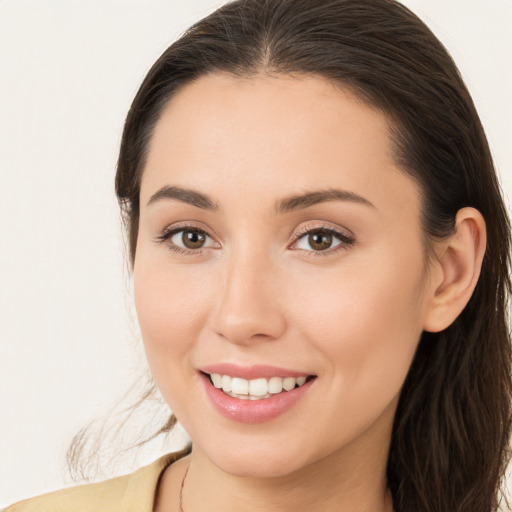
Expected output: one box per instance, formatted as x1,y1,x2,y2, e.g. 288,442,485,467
199,363,314,380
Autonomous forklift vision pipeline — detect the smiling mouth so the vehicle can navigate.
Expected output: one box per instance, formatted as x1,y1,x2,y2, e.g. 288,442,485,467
203,372,316,400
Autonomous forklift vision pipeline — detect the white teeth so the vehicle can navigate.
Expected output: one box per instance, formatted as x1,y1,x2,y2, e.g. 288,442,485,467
221,375,231,392
231,377,249,395
208,373,310,399
296,376,307,386
249,378,268,397
282,377,296,391
268,376,283,394
211,373,222,388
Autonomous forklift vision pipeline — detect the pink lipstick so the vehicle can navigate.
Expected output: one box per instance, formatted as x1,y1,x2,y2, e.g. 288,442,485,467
198,364,316,424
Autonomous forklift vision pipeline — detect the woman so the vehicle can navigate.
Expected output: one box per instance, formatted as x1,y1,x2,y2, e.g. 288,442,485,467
5,0,511,511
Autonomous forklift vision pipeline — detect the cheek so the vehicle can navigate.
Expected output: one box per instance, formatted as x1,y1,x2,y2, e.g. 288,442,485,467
133,258,211,371
290,253,426,402
282,268,424,450
133,258,218,422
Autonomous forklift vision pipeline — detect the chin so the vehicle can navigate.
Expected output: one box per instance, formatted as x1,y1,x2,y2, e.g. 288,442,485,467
194,433,320,479
217,453,308,479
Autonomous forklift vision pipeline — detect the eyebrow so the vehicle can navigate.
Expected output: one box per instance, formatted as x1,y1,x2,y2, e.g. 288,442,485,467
275,188,375,214
147,185,374,213
147,186,218,210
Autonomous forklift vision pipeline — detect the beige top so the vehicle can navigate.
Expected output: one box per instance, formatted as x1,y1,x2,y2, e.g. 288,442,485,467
3,450,186,512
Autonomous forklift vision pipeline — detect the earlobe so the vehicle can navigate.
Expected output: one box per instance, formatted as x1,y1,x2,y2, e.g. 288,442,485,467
423,207,487,333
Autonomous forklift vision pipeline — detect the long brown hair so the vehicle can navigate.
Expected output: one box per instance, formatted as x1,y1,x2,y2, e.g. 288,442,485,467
69,1,512,510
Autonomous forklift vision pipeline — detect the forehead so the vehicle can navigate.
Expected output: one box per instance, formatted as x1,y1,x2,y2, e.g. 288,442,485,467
140,72,419,221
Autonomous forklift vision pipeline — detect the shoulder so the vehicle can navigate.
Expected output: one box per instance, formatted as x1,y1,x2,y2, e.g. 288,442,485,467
4,472,134,512
3,451,185,512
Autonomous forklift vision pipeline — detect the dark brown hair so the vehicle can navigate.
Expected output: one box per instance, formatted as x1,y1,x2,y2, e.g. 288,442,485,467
70,1,512,510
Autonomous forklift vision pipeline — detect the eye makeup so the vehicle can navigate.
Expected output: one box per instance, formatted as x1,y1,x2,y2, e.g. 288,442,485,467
153,221,355,258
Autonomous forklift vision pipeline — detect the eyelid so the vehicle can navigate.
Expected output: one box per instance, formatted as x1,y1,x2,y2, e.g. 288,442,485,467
292,222,354,239
289,223,355,255
154,221,355,256
154,221,220,254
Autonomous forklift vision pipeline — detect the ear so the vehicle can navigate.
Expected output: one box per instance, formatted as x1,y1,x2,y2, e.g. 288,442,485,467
423,207,487,333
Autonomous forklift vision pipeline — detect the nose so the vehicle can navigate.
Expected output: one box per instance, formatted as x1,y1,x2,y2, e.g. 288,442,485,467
210,249,287,345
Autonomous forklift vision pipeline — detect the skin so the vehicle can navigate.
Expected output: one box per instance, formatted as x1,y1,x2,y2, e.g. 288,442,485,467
133,73,485,511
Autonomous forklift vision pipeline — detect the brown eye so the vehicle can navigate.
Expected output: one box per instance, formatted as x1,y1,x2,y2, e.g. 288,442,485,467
293,227,355,254
307,230,333,251
181,229,206,249
162,227,215,252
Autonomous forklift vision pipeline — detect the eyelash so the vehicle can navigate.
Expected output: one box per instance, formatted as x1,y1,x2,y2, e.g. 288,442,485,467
154,224,213,256
154,224,355,257
291,225,355,257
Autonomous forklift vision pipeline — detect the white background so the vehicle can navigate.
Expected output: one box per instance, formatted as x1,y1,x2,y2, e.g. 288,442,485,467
1,0,511,507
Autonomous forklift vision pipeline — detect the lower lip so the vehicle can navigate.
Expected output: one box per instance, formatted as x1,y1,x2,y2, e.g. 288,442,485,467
200,373,315,424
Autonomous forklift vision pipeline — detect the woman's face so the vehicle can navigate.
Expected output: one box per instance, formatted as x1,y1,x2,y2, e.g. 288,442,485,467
134,73,436,477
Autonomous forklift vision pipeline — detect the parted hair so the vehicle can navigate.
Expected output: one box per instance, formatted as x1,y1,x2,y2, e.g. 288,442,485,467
68,1,512,510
